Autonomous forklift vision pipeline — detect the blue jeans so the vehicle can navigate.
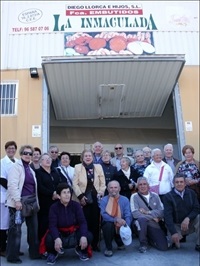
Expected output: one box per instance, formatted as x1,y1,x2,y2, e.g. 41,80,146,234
6,207,40,261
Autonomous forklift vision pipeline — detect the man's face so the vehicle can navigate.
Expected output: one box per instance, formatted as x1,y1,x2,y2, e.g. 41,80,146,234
6,145,17,159
164,146,173,158
49,148,59,160
93,142,103,155
107,181,120,197
114,144,123,156
174,177,186,192
137,180,149,195
153,150,162,163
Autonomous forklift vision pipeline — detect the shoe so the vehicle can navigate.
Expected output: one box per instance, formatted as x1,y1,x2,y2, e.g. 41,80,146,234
57,248,64,255
117,245,125,250
7,258,22,264
41,252,48,260
46,253,58,265
104,249,113,257
75,246,89,261
139,246,147,253
0,251,6,257
195,245,200,252
19,251,24,256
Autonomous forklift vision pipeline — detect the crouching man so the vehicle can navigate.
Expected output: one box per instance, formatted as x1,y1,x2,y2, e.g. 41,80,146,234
162,174,200,251
40,183,93,264
99,180,132,257
130,177,168,253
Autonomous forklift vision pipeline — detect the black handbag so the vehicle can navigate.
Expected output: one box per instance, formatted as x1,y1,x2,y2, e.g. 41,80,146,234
85,190,93,204
21,194,39,217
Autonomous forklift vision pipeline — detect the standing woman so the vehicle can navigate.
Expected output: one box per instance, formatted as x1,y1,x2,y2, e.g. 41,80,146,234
115,157,137,200
132,150,150,182
56,151,75,188
6,145,40,263
30,147,41,171
35,153,61,241
72,149,106,251
175,145,200,202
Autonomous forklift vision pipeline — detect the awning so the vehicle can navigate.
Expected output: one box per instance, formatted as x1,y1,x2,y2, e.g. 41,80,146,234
42,55,185,120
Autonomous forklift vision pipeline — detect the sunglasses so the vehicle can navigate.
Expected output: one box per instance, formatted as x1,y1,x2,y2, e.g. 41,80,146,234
51,151,58,154
115,147,122,150
23,151,33,156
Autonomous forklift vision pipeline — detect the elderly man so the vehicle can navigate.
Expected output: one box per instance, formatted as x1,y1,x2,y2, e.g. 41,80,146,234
143,148,174,202
48,145,60,169
99,180,132,257
111,144,134,171
162,144,180,174
130,177,168,253
0,141,18,257
162,174,200,252
93,141,103,164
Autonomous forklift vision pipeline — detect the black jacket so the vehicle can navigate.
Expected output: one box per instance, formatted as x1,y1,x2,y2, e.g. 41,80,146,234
163,187,200,235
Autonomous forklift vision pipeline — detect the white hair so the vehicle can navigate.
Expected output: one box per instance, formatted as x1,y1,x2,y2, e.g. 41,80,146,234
151,148,162,157
164,143,173,151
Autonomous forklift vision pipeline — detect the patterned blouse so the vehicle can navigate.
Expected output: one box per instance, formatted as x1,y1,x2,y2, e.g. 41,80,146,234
176,161,200,180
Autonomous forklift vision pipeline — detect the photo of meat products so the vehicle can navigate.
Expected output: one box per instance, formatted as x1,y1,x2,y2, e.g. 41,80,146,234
64,31,155,55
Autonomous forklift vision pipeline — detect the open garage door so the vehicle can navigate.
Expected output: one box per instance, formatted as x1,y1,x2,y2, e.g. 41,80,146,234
42,55,185,120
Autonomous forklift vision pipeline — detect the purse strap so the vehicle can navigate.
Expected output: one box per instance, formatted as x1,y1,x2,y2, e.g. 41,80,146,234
61,167,73,186
137,192,152,211
159,166,164,182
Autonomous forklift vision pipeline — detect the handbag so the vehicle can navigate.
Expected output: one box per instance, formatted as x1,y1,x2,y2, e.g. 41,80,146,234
60,231,77,249
21,194,39,217
85,190,93,204
149,166,164,194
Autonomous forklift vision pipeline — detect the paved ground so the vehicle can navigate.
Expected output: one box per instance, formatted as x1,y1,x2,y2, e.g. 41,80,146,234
1,224,199,266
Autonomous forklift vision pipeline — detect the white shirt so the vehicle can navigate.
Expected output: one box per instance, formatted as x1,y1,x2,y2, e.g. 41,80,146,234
0,155,17,203
143,160,174,195
57,165,75,182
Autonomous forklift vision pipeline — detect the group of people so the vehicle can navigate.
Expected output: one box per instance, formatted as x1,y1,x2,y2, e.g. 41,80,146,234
0,140,199,264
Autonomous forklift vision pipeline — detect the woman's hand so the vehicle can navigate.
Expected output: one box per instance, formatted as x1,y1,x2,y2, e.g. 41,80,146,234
15,201,22,210
80,196,87,206
79,236,88,250
54,237,62,252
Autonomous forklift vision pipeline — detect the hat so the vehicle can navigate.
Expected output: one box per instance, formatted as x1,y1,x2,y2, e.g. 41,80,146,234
119,224,132,246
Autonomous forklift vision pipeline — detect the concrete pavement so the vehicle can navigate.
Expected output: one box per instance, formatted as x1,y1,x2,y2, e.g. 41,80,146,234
1,224,199,266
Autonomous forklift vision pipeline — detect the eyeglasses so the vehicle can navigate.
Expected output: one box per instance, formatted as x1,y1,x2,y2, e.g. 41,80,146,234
23,151,33,156
115,147,122,150
51,151,58,154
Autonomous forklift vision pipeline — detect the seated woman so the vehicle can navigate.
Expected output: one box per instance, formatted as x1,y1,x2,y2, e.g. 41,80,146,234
175,145,200,202
42,183,93,264
115,157,137,200
132,150,150,182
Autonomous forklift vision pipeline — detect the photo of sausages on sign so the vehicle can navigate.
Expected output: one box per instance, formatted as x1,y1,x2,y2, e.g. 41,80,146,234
64,31,155,56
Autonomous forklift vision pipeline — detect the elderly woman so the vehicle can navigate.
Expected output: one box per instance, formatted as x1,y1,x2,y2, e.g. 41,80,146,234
72,149,106,251
6,145,40,263
56,152,75,188
132,150,150,182
115,157,137,200
175,145,200,201
143,148,174,202
41,183,93,264
36,153,62,241
30,147,42,171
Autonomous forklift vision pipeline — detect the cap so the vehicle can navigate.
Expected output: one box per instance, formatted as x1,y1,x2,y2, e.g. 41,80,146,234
119,224,132,246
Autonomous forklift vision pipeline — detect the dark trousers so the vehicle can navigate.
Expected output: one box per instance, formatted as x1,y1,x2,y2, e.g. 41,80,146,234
101,221,124,250
82,201,100,248
137,217,168,251
45,229,93,254
6,207,40,261
0,230,7,251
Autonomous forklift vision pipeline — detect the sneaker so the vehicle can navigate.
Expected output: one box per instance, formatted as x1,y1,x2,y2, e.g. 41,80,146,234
195,245,200,252
117,245,125,250
57,248,64,255
75,246,89,261
46,253,58,265
41,252,48,260
139,246,147,253
104,249,113,257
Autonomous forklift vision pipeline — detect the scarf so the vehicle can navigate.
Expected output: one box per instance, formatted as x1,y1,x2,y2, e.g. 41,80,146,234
106,196,121,230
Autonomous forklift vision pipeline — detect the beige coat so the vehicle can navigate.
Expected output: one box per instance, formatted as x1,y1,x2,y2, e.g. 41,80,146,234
72,163,106,198
6,159,39,208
